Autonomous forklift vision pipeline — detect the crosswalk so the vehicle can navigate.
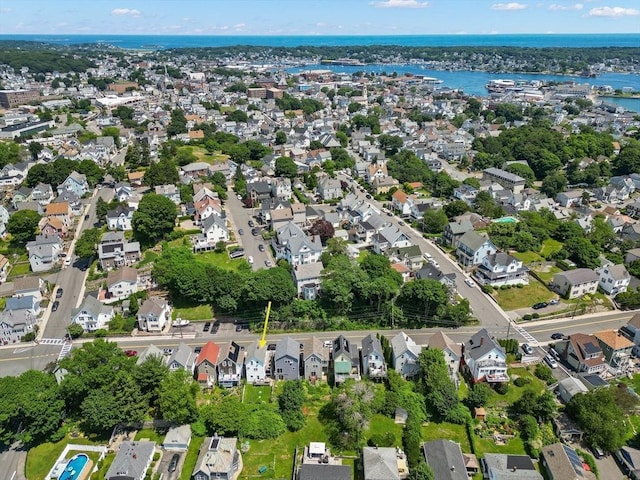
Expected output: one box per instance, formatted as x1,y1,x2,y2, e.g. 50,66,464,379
510,321,538,345
39,338,65,345
57,343,73,362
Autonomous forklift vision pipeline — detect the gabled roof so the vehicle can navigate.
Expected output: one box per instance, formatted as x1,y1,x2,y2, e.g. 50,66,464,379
196,341,221,366
45,202,69,215
136,344,163,365
362,446,399,480
391,331,421,358
107,266,138,287
276,336,300,361
298,464,352,480
245,340,268,364
105,441,155,480
457,231,491,251
169,342,194,369
595,329,633,351
429,331,462,358
423,440,468,480
464,328,503,361
72,295,113,319
361,334,383,358
137,296,167,317
482,454,542,480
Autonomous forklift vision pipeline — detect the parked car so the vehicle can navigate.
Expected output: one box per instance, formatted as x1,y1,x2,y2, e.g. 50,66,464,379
248,220,255,228
544,355,558,369
63,257,72,267
52,301,59,312
229,249,245,259
398,221,405,226
251,228,259,236
168,453,180,472
235,324,244,332
203,322,211,332
551,332,565,340
258,244,265,252
163,348,174,355
267,343,277,351
265,260,272,267
238,228,245,235
549,299,559,305
194,346,202,354
532,302,548,310
56,288,64,298
464,278,475,288
590,446,605,459
124,350,137,357
212,322,220,334
84,214,90,220
521,343,533,355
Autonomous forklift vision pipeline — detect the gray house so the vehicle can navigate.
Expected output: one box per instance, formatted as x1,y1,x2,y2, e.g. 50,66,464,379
168,342,195,373
274,336,301,380
391,332,422,379
26,234,62,272
303,337,329,381
362,446,407,480
217,341,244,387
333,335,360,385
361,334,387,380
422,440,468,480
105,441,155,480
192,436,242,480
317,176,342,201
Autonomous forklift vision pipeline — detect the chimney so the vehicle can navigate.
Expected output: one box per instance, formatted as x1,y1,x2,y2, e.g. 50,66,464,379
480,336,484,347
512,466,517,472
450,466,455,472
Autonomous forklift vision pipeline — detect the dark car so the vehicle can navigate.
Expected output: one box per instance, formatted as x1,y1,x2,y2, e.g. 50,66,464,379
267,343,276,351
124,350,137,357
251,228,259,236
52,301,59,312
248,220,255,228
258,244,265,252
521,343,533,355
56,288,64,298
238,228,245,235
203,322,211,332
550,332,565,340
211,322,220,334
194,346,202,354
532,302,548,310
84,214,90,220
168,453,180,472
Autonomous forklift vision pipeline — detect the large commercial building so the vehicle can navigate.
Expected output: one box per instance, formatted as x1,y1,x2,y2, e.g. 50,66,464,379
0,90,40,108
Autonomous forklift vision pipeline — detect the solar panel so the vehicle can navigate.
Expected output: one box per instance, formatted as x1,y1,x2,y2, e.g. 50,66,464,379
583,342,601,355
563,445,584,476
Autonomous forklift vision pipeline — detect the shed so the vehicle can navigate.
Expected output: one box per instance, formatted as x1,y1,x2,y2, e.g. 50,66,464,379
474,407,486,421
163,424,192,451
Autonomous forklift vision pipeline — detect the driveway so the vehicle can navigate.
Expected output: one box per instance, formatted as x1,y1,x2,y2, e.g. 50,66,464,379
594,454,624,480
157,450,183,480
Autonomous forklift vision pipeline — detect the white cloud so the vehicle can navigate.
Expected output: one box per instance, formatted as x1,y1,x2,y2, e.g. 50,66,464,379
111,8,142,17
371,0,429,8
491,2,528,10
549,3,583,10
587,6,640,16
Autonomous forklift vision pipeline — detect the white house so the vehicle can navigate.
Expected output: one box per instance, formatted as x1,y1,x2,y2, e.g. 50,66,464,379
429,331,461,386
273,221,322,266
106,205,135,231
26,234,63,272
371,226,412,254
597,263,630,297
456,231,497,268
552,269,599,299
462,328,508,383
106,267,139,302
71,296,115,332
201,214,229,243
155,184,181,205
137,296,171,333
391,190,414,216
474,252,529,287
244,341,268,384
361,334,386,379
390,332,422,379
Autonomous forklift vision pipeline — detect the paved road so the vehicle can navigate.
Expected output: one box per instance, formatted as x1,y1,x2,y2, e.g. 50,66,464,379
224,188,274,271
0,443,27,480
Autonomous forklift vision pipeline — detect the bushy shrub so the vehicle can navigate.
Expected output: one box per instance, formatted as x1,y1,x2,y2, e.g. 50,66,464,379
368,432,396,447
523,314,533,321
494,382,509,395
532,313,540,319
534,363,555,384
514,377,531,387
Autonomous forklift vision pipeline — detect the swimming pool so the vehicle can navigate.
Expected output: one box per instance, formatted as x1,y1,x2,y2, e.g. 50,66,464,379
493,216,518,223
59,453,88,480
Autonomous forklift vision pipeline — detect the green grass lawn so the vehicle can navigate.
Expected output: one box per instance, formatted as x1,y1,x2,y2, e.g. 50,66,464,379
422,422,471,452
512,251,544,264
366,414,403,447
196,250,249,271
134,427,166,443
243,384,272,405
182,145,229,165
541,239,563,257
26,436,102,480
8,262,31,278
486,367,547,407
137,250,159,267
494,279,554,311
474,435,527,456
172,304,214,321
531,265,562,284
179,436,204,480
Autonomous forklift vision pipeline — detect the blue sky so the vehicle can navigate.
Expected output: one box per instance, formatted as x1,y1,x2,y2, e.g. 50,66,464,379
1,0,638,35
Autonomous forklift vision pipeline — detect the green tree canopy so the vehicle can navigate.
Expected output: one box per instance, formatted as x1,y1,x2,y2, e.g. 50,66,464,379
7,210,41,244
132,193,177,243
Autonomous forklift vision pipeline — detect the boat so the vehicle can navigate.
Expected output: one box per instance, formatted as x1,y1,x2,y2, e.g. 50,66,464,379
486,79,516,93
172,318,190,327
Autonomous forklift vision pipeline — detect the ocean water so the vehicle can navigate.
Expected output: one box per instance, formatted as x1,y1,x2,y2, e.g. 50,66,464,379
0,33,639,49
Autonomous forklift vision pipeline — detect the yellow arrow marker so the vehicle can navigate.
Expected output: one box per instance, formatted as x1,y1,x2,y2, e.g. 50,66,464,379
258,301,272,349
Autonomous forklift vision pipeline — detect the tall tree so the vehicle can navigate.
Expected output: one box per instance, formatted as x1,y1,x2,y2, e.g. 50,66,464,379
158,370,198,424
7,210,41,244
132,193,177,243
278,380,306,431
144,157,179,187
418,349,460,421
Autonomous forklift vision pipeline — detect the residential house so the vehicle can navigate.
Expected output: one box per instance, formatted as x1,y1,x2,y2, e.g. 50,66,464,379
371,175,399,195
462,328,509,383
429,331,462,386
456,231,497,268
57,171,89,197
361,334,386,380
26,234,63,272
38,216,67,238
362,446,408,480
333,335,360,385
298,464,351,480
317,176,342,201
415,263,457,291
30,183,54,205
128,171,145,186
303,337,329,382
105,441,155,480
422,440,469,480
391,332,422,379
195,341,221,388
217,341,244,387
5,295,40,318
551,269,599,299
44,202,72,225
194,197,223,225
54,190,82,215
137,296,171,333
71,295,114,332
163,425,192,452
453,184,479,205
0,162,29,187
273,222,322,266
199,214,229,244
292,263,323,300
98,231,141,270
475,253,529,287
155,184,181,204
106,267,138,302
597,263,630,296
540,443,596,480
247,181,272,206
114,182,133,202
106,205,135,231
271,177,292,201
557,376,589,404
482,454,542,480
273,336,301,381
482,168,526,194
244,341,268,384
615,446,640,480
0,205,8,237
391,190,414,216
12,276,45,302
553,333,607,374
180,162,212,180
387,245,423,271
556,190,583,208
168,343,196,373
0,254,9,282
371,226,411,254
192,436,242,480
595,329,634,367
0,309,35,344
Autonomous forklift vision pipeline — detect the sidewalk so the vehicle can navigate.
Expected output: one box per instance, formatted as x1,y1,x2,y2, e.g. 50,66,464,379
517,308,637,328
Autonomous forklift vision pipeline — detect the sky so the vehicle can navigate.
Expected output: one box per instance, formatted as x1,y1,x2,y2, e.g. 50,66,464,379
0,0,639,35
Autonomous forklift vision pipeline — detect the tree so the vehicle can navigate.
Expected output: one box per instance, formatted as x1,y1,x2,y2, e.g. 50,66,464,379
443,200,470,219
275,130,287,145
278,380,306,431
466,383,492,409
0,142,22,168
242,406,287,439
565,237,600,269
378,134,404,155
407,462,435,480
67,323,84,339
144,157,179,187
101,126,121,148
132,193,177,243
167,109,187,137
75,227,101,259
158,369,198,424
309,219,335,245
201,395,247,436
422,209,448,234
398,279,449,321
274,156,298,179
541,173,568,197
418,349,460,421
7,210,41,243
28,141,43,160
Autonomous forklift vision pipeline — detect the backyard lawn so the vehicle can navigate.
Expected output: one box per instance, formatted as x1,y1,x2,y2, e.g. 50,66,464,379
486,367,547,407
196,250,249,271
512,251,544,264
474,435,527,456
243,384,272,405
134,427,166,444
366,414,403,447
172,303,214,321
26,436,103,480
180,145,229,165
422,422,471,452
530,265,562,284
8,262,31,278
540,239,563,257
493,279,554,311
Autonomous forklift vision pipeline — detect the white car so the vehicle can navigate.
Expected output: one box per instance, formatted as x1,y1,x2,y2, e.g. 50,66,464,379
248,256,254,265
464,277,475,288
544,355,558,369
63,257,72,267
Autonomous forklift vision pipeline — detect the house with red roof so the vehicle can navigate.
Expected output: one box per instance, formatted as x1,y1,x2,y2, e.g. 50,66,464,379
195,341,221,388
